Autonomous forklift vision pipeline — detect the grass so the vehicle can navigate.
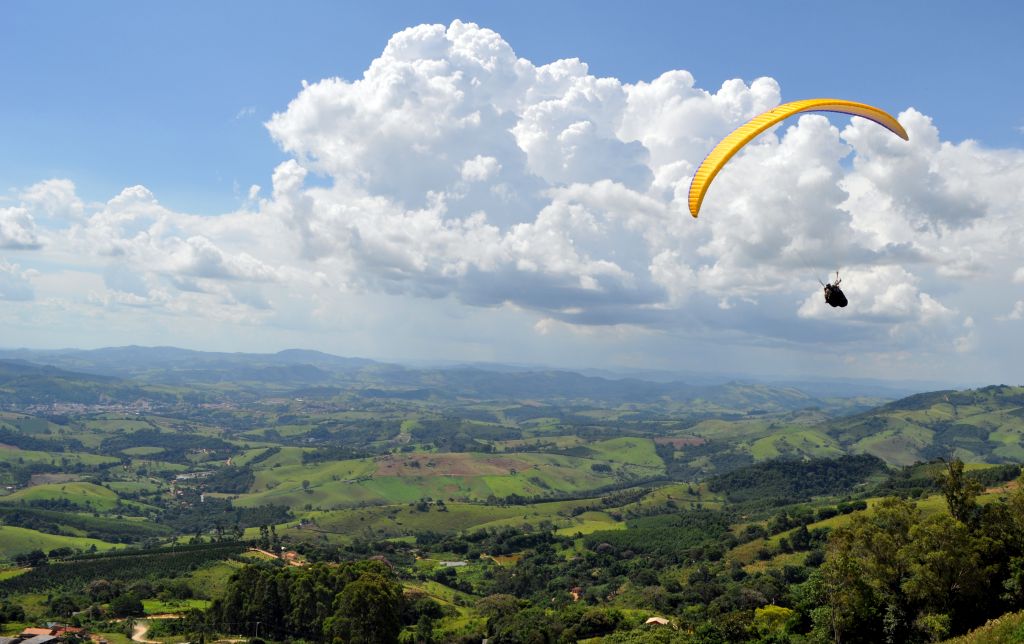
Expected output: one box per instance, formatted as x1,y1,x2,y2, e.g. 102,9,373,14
105,480,164,494
404,580,476,615
0,567,29,581
84,418,154,432
587,438,664,469
286,497,597,542
554,511,626,536
943,610,1024,643
245,446,309,469
237,451,641,509
184,560,246,599
142,598,211,614
0,525,120,558
0,481,121,512
121,446,166,456
90,633,133,644
749,428,843,461
0,448,119,468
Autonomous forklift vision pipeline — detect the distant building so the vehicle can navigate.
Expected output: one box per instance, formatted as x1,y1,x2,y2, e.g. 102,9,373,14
19,629,53,638
645,616,671,626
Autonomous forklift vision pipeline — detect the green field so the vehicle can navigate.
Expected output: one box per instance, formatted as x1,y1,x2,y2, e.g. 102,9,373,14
0,481,122,511
0,448,119,468
142,598,212,614
588,437,665,469
749,428,844,461
0,525,120,558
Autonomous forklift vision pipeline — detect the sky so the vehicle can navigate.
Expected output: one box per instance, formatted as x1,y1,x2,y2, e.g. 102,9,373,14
2,1,1023,384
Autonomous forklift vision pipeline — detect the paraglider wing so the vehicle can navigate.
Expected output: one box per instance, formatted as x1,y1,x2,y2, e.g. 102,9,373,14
687,99,909,217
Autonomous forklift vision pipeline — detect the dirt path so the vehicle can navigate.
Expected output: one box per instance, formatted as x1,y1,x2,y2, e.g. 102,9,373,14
132,622,158,644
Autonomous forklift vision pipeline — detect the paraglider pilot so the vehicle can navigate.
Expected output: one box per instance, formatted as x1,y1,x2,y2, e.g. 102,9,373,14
822,272,847,308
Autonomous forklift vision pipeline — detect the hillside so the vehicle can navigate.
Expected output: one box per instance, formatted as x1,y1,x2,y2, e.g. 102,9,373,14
1,353,1023,642
0,360,173,406
824,385,1024,465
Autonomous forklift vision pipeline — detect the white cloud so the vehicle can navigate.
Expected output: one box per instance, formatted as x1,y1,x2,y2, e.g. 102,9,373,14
7,20,1024,379
461,155,501,182
0,207,42,249
999,301,1024,321
20,179,85,221
0,260,35,301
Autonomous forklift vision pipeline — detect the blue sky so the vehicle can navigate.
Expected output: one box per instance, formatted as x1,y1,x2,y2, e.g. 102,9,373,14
2,2,1024,383
4,1,1021,214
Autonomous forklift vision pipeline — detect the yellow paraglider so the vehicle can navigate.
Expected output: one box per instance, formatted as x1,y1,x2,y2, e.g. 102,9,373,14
687,99,908,217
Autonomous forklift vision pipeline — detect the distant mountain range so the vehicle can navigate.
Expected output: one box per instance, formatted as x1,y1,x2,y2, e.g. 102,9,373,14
0,345,903,412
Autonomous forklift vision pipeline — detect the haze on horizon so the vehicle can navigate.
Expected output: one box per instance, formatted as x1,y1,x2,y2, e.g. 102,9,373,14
2,2,1023,384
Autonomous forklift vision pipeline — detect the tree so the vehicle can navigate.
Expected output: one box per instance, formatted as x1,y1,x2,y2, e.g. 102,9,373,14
109,593,145,617
901,513,993,632
811,497,920,643
488,606,564,644
939,458,982,527
325,573,404,644
415,613,435,644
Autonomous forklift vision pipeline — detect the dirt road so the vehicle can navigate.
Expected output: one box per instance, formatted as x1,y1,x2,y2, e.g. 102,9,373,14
132,622,157,644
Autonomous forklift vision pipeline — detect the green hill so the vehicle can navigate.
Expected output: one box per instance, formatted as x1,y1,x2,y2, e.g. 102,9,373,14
824,385,1024,465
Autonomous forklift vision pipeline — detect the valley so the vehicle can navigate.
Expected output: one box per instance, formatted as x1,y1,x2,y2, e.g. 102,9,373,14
0,348,1022,642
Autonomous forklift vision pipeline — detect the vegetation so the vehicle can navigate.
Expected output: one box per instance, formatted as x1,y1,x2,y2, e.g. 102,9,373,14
4,350,1024,642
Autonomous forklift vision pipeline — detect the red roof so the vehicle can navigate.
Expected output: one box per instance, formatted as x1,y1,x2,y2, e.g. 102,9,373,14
21,628,55,636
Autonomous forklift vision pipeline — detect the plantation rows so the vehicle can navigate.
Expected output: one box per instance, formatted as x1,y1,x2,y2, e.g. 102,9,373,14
0,541,245,593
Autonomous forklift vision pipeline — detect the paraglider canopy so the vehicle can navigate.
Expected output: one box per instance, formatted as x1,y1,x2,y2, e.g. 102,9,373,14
688,99,908,218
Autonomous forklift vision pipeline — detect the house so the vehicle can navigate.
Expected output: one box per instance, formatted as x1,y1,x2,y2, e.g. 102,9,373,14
19,629,54,638
21,636,57,644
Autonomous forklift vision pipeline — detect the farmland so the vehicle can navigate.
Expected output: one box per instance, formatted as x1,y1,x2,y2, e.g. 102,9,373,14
2,349,1024,642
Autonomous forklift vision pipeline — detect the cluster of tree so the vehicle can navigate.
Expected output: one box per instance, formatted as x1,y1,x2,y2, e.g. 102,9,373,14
708,455,887,505
206,560,432,642
483,477,668,508
808,460,1024,642
656,439,755,481
0,457,101,487
0,600,26,630
415,526,559,559
300,445,367,464
584,510,733,567
156,495,290,533
876,460,1020,498
44,577,167,619
0,506,172,542
99,429,232,463
0,426,84,451
201,466,255,494
0,542,244,594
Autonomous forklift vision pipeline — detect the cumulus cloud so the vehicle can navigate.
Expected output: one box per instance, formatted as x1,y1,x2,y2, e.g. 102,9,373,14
0,207,42,249
20,179,85,221
7,20,1024,375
